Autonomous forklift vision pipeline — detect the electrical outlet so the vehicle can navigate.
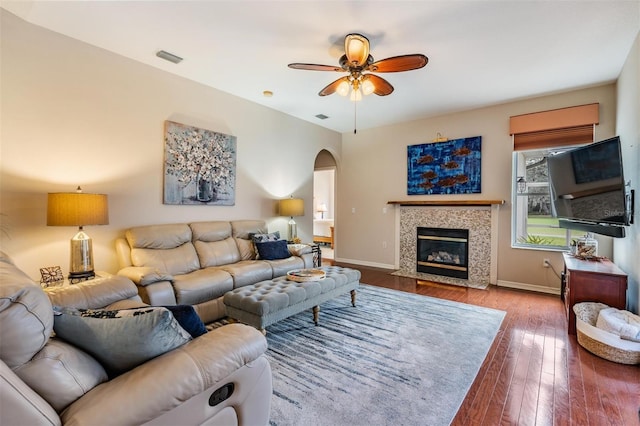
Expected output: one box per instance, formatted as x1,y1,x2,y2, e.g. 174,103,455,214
543,258,550,268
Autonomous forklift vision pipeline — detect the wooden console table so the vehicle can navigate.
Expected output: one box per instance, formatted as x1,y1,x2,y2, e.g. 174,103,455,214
562,252,627,334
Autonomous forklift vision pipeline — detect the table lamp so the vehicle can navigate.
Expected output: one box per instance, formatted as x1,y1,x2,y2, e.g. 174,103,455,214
317,203,327,219
47,187,109,281
279,197,304,242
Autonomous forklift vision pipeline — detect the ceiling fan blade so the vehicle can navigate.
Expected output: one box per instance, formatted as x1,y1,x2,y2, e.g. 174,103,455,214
364,74,394,96
369,54,428,72
288,63,343,72
319,76,350,96
344,33,370,67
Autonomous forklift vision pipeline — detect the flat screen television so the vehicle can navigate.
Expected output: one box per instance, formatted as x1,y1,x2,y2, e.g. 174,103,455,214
547,136,632,238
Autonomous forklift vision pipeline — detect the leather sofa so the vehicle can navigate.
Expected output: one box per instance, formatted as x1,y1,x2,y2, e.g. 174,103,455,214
116,220,315,324
0,252,272,425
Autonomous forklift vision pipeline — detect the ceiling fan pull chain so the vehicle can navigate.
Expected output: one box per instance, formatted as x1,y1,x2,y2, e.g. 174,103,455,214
353,98,357,134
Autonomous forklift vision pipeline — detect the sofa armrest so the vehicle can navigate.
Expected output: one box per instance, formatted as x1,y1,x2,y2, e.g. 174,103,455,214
61,324,268,426
46,276,140,310
118,266,173,286
1,359,61,426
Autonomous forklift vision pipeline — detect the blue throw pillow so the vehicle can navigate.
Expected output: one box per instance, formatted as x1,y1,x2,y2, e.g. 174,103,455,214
162,305,207,338
255,239,291,260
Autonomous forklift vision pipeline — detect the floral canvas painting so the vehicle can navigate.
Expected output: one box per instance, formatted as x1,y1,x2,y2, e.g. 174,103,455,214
407,136,482,195
164,121,236,205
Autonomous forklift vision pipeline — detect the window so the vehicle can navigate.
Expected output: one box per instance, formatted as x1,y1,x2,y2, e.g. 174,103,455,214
512,148,584,250
509,103,599,250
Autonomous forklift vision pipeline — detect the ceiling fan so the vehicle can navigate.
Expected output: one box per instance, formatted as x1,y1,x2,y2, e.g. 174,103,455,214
288,33,428,101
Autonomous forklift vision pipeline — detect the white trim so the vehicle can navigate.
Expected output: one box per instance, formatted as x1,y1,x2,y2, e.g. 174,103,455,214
334,257,396,270
496,279,561,295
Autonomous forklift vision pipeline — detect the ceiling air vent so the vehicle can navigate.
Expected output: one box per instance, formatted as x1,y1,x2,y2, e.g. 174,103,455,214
315,114,329,120
156,50,183,64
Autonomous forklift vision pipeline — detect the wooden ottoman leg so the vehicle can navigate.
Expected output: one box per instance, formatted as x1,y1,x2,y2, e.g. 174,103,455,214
312,305,320,325
351,289,357,307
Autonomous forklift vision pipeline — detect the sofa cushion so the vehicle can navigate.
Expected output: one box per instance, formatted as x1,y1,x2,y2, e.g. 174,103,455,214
15,338,107,412
0,253,54,369
53,306,191,376
231,220,267,239
190,221,232,242
255,240,291,260
235,237,257,260
126,224,192,249
264,256,305,277
172,268,234,305
219,261,273,288
131,242,200,276
194,237,241,267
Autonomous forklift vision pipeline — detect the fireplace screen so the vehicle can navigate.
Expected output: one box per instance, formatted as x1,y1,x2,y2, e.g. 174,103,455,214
417,227,469,279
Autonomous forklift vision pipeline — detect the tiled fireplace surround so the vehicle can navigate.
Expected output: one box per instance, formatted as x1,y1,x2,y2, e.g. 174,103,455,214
395,205,499,289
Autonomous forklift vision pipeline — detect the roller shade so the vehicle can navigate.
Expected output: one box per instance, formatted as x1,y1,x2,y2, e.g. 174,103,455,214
510,103,598,151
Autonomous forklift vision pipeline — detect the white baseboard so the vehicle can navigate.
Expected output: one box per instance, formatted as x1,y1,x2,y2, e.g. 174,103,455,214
496,280,561,296
334,257,396,270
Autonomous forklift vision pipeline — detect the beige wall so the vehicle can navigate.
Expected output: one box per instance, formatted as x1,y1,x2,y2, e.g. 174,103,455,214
614,31,639,313
337,85,617,293
0,11,341,279
1,10,636,299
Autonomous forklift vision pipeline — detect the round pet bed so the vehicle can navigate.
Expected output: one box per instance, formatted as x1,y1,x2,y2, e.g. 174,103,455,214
573,302,640,365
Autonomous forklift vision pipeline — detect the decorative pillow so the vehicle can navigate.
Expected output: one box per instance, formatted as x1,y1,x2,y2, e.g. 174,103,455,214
255,240,291,260
287,243,312,256
162,305,207,338
15,338,107,412
53,306,191,377
250,231,280,243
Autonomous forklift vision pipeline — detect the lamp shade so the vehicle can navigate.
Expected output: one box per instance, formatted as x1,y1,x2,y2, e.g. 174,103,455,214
279,198,304,217
47,193,109,226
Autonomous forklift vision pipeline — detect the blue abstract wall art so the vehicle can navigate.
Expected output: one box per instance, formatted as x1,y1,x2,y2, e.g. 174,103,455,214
407,136,482,195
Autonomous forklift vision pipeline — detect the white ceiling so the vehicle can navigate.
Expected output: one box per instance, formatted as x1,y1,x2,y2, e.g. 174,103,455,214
3,1,639,134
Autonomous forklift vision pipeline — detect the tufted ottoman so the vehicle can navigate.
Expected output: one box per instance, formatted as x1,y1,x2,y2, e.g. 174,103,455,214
223,266,360,332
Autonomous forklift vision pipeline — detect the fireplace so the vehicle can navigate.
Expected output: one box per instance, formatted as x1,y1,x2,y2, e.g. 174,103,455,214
417,227,469,279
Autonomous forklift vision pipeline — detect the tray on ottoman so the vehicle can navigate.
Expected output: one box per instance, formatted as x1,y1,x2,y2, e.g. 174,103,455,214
286,269,326,282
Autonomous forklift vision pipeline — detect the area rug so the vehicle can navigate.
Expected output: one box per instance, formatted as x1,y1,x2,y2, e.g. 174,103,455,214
266,284,505,426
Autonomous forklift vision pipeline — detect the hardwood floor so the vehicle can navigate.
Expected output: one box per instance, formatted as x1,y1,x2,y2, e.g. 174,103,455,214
336,262,640,425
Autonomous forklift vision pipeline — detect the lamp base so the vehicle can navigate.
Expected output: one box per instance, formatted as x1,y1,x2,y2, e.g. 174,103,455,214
68,270,95,283
287,217,298,243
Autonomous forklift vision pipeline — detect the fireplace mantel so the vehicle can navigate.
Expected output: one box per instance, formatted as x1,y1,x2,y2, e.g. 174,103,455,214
387,200,504,207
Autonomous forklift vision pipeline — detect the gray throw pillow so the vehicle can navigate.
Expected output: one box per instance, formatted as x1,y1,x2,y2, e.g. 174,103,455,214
53,306,191,377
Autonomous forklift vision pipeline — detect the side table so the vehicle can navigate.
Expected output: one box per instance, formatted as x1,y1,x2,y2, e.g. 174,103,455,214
41,271,113,289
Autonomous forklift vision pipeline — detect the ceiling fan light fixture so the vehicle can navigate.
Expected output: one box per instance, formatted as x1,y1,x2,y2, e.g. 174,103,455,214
350,88,363,102
345,33,370,67
336,81,350,96
361,77,375,96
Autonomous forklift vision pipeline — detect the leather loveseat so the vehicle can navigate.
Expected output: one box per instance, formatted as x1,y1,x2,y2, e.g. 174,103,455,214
0,252,272,425
116,220,315,324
